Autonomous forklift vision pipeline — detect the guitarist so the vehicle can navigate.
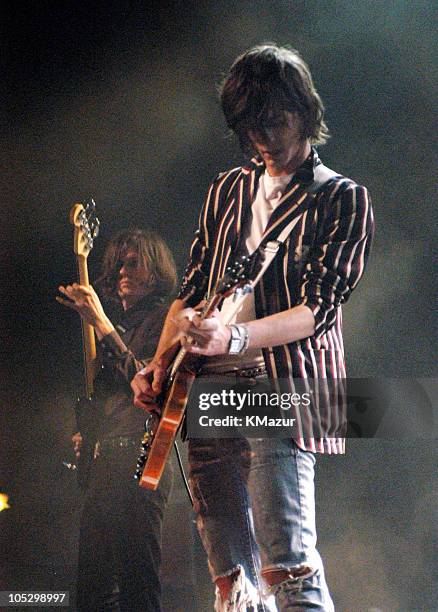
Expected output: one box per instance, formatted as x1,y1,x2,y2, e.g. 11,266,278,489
58,228,177,612
132,45,374,611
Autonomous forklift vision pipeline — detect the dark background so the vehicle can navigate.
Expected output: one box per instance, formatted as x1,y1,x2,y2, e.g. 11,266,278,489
1,1,437,611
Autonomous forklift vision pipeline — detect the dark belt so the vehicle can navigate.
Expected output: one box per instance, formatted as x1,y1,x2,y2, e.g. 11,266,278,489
94,435,139,458
200,365,268,379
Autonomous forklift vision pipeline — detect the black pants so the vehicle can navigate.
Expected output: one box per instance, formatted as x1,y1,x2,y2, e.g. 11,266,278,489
76,442,173,611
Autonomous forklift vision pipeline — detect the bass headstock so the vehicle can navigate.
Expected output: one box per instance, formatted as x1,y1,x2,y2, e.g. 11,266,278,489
70,199,100,258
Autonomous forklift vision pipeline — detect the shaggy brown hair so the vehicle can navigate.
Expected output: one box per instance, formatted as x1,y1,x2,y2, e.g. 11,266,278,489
220,43,330,155
97,228,178,303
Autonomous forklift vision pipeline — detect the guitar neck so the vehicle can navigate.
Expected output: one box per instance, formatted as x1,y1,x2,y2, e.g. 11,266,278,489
76,254,96,398
169,293,224,379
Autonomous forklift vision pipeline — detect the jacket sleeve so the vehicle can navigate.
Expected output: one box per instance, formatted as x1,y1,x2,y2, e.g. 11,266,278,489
299,181,374,339
177,175,220,307
97,305,167,385
98,330,146,384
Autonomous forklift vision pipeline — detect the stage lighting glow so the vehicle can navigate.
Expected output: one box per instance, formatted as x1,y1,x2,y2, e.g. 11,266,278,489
0,493,11,512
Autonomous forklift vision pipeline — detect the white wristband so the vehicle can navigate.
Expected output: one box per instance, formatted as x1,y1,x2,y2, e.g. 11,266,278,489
227,323,249,355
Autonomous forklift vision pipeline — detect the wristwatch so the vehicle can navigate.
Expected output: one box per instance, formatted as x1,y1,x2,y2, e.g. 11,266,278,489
227,323,249,355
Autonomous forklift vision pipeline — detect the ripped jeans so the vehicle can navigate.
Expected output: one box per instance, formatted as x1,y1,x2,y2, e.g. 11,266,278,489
188,437,334,611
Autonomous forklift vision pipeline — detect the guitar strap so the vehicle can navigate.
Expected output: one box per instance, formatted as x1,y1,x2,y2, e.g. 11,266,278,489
258,163,338,269
222,164,338,324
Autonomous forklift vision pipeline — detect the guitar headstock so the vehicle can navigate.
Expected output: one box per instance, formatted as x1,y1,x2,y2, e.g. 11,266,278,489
70,199,100,258
215,250,264,298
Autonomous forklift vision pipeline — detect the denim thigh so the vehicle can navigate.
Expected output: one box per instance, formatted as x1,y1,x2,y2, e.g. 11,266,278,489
247,437,319,570
188,437,334,611
188,438,319,572
188,438,263,586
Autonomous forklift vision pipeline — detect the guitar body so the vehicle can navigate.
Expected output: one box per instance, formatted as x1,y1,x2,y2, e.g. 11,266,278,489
76,442,95,490
139,368,196,490
74,395,100,489
134,251,262,490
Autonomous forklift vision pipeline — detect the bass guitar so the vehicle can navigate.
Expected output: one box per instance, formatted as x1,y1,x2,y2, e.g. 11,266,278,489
69,199,100,487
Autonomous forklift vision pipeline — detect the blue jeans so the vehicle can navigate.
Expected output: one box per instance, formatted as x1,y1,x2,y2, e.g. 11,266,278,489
188,437,334,611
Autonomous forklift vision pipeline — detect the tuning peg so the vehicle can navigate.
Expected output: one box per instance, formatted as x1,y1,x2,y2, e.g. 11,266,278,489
86,198,96,213
93,218,100,238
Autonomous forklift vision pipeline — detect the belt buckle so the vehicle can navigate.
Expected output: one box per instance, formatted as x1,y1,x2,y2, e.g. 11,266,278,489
241,368,255,378
238,366,266,378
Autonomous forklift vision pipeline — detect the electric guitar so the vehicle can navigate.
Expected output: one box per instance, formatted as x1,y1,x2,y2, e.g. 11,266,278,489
69,199,100,487
135,251,262,490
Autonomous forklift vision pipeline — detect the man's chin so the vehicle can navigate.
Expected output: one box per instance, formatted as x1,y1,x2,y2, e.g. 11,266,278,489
265,159,287,176
118,288,133,300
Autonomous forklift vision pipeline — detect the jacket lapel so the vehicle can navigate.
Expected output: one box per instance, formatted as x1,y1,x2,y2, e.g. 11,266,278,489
225,159,265,257
216,148,319,274
260,180,316,245
259,147,321,244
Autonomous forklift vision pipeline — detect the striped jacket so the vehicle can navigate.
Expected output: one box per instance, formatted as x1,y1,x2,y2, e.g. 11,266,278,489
178,149,374,453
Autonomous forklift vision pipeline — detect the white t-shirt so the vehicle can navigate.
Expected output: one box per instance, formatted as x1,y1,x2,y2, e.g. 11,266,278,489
204,171,293,372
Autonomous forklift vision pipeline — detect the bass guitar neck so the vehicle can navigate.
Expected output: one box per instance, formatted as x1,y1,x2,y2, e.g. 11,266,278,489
76,254,97,398
70,201,100,399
